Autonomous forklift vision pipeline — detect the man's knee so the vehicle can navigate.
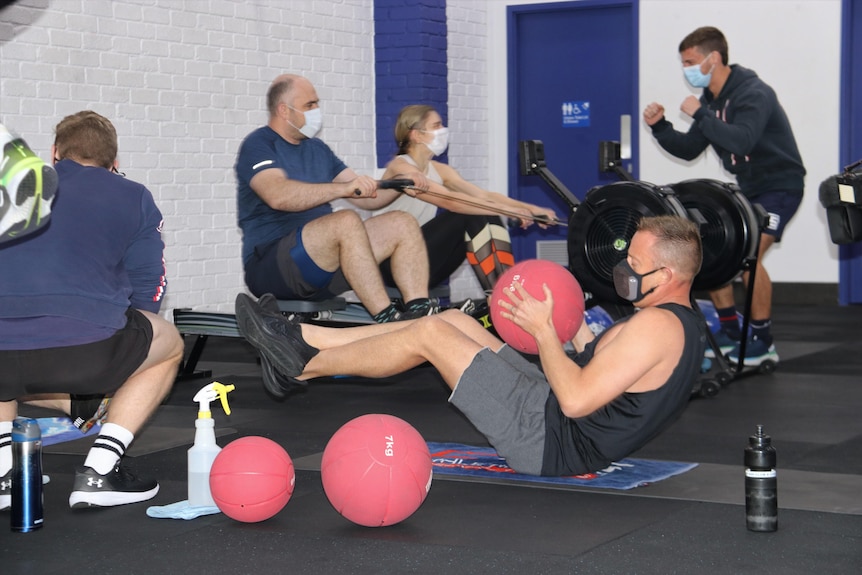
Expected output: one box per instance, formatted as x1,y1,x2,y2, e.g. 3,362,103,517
375,209,422,232
146,312,184,365
328,209,364,228
310,210,367,242
415,312,461,340
759,233,776,255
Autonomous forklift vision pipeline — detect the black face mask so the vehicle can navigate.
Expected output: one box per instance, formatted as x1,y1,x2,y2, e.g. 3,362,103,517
613,259,663,302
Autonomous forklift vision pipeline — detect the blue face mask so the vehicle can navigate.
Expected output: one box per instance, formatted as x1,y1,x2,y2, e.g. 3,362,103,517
683,52,714,89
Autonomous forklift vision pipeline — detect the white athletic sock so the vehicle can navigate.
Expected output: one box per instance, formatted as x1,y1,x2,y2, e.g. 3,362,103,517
84,422,134,475
0,421,12,476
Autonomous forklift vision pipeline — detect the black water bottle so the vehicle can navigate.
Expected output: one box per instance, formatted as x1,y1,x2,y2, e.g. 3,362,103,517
11,417,44,532
745,424,777,532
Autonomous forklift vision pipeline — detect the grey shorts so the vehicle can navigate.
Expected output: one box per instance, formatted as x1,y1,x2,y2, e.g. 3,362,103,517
449,345,550,475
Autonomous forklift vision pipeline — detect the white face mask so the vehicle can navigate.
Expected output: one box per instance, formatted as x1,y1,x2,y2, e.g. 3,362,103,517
421,127,449,156
288,106,322,139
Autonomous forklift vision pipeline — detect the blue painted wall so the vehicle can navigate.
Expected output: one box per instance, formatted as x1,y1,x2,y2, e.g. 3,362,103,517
374,0,448,168
839,0,862,304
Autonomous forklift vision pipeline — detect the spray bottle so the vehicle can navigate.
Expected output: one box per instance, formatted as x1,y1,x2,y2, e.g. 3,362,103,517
188,381,235,507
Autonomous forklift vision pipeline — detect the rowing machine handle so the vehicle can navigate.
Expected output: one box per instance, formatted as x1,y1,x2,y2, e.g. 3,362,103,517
377,179,415,190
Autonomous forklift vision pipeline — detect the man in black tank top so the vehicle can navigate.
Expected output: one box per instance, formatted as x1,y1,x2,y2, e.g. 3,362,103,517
240,216,706,476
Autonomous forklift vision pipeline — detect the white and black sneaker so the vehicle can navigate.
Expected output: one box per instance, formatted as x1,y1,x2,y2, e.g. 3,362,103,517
0,469,11,511
68,464,159,509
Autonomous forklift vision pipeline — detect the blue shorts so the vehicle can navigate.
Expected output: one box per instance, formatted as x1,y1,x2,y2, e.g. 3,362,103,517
244,226,350,299
748,190,802,242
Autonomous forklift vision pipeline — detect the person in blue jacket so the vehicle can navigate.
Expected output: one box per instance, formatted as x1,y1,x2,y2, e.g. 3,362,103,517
644,26,805,367
0,111,183,511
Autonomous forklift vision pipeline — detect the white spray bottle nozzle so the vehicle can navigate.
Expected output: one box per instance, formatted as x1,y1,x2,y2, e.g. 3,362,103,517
193,381,235,419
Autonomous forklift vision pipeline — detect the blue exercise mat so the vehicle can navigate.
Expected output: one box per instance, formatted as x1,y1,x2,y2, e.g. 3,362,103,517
427,442,697,490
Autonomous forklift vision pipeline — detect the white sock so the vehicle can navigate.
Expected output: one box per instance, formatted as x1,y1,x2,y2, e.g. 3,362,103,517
84,422,134,475
0,421,12,477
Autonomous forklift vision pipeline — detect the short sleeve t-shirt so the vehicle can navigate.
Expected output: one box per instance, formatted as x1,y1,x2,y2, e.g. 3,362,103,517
235,126,347,264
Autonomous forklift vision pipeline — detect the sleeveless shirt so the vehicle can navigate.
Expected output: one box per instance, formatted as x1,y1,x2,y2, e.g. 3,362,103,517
540,303,706,476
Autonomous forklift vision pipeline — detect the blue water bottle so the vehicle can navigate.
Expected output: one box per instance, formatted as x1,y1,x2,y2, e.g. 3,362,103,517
11,417,44,532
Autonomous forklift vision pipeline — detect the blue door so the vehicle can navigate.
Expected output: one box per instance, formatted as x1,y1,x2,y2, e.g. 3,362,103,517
840,0,862,304
507,0,638,261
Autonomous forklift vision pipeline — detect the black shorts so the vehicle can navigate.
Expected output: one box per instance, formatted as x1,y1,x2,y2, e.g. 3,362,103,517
0,308,153,401
748,190,802,242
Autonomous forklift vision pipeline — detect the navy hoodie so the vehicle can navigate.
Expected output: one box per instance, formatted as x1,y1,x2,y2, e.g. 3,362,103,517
0,160,166,349
650,64,805,198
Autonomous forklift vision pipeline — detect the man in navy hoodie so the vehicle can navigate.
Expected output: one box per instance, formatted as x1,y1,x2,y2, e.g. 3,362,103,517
0,111,183,511
643,26,805,367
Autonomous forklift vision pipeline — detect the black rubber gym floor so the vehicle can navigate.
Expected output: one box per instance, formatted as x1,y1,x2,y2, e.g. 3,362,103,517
4,304,862,574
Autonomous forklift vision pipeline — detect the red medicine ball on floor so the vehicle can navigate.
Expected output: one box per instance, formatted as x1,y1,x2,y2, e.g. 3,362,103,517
209,436,295,523
321,414,432,527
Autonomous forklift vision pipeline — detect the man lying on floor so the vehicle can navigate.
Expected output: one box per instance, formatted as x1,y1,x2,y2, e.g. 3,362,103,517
236,215,706,476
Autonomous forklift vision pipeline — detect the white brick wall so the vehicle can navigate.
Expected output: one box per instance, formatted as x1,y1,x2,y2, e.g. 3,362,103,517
0,0,494,310
446,0,489,188
446,0,490,300
0,0,375,314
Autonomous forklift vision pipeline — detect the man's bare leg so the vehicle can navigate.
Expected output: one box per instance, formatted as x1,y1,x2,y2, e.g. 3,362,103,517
103,311,183,434
710,233,775,326
73,311,182,483
17,394,71,414
363,211,431,303
743,234,775,322
300,210,395,315
709,284,735,309
298,310,502,388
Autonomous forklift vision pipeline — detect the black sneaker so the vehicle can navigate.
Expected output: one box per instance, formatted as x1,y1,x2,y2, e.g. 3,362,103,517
455,298,476,314
257,293,281,314
0,469,10,511
235,293,318,378
398,298,441,321
258,293,302,325
69,464,159,508
259,352,307,400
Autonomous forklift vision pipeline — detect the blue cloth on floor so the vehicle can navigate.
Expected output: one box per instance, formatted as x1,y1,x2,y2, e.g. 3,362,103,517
37,417,100,446
427,442,697,490
146,500,221,520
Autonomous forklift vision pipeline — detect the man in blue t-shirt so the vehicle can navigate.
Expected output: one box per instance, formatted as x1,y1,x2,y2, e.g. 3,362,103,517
235,74,438,326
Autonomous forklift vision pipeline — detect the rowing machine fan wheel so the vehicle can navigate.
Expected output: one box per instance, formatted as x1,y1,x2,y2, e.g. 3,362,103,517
568,181,688,303
669,179,761,291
